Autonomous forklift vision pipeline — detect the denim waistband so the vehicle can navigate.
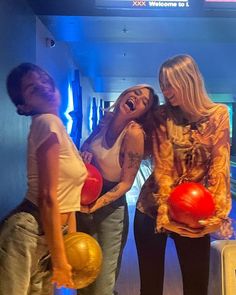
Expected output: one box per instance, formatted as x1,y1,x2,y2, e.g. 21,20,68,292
1,199,40,224
1,199,70,236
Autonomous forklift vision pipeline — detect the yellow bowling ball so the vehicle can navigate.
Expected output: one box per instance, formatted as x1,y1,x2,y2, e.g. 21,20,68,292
64,232,103,289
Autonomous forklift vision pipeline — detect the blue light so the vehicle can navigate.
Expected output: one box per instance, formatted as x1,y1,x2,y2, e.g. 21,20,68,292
65,83,74,134
227,104,233,138
54,287,76,295
89,98,93,132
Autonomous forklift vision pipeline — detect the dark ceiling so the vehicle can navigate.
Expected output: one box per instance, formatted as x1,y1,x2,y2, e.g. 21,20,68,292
27,0,236,95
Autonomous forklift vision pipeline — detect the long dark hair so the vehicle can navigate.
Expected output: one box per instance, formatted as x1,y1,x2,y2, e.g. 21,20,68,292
135,89,160,159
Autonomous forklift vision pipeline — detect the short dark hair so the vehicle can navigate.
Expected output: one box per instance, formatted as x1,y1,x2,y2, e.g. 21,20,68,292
6,63,55,106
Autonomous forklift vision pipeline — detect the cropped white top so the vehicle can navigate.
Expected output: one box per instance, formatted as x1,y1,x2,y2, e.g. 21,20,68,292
26,114,87,213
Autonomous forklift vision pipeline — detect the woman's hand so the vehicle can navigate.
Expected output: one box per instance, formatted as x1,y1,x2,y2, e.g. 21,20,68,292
198,215,221,227
210,218,234,239
81,151,93,163
88,198,104,213
52,263,74,289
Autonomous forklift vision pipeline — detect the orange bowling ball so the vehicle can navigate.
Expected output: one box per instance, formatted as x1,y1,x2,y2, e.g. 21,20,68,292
168,182,215,228
81,163,103,205
64,232,103,289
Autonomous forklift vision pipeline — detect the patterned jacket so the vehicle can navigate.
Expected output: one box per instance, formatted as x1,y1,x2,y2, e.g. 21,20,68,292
137,103,231,237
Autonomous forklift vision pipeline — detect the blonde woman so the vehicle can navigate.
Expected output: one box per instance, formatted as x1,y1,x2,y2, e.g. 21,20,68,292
134,55,231,295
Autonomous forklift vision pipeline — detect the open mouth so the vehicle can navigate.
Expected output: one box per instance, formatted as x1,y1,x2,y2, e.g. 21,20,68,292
125,98,135,111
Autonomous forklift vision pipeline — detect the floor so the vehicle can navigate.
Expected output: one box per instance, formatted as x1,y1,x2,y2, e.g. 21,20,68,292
115,204,182,295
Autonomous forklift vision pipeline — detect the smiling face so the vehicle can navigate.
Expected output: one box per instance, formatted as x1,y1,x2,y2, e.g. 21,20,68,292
159,75,181,107
118,87,153,119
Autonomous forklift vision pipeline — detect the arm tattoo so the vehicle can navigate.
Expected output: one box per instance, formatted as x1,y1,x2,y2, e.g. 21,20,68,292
101,185,120,206
127,151,142,169
110,186,119,193
101,198,111,206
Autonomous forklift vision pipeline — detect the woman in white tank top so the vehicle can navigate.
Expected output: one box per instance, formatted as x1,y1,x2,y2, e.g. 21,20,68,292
77,85,159,295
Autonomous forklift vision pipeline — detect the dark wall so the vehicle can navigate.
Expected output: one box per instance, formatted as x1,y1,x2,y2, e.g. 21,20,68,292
0,0,36,219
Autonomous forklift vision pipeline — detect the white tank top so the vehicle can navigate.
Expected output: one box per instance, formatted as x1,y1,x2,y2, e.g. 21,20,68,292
89,123,133,182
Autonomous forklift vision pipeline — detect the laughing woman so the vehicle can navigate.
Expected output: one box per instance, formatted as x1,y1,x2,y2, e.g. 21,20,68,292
77,85,159,295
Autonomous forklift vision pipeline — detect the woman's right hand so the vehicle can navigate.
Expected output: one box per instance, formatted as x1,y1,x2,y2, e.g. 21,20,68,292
51,263,74,289
81,151,93,163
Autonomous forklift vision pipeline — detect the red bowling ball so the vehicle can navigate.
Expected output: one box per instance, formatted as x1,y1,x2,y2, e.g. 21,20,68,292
81,163,103,205
168,182,215,228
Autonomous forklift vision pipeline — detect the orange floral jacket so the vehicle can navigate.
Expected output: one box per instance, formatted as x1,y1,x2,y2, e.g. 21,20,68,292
137,104,231,237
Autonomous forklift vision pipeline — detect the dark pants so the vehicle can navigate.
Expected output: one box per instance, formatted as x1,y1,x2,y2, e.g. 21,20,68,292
134,209,210,295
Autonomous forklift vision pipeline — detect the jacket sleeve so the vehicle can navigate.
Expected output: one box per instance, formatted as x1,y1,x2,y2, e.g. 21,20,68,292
152,109,174,231
200,105,231,226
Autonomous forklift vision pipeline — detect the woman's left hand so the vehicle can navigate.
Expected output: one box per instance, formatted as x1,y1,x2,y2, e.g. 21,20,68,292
210,218,234,239
88,198,105,213
163,218,221,238
163,222,206,238
198,215,221,227
79,201,103,214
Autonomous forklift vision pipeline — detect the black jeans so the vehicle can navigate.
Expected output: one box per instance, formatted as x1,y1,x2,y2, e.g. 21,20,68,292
134,209,210,295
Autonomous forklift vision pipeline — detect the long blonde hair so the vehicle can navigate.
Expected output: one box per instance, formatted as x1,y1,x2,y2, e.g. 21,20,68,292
159,54,218,118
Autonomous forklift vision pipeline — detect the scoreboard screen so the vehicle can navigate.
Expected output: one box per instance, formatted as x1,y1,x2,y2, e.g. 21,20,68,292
96,0,192,10
95,0,236,14
205,0,236,9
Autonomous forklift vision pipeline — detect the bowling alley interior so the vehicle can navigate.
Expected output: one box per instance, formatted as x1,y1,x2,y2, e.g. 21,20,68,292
1,1,236,294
